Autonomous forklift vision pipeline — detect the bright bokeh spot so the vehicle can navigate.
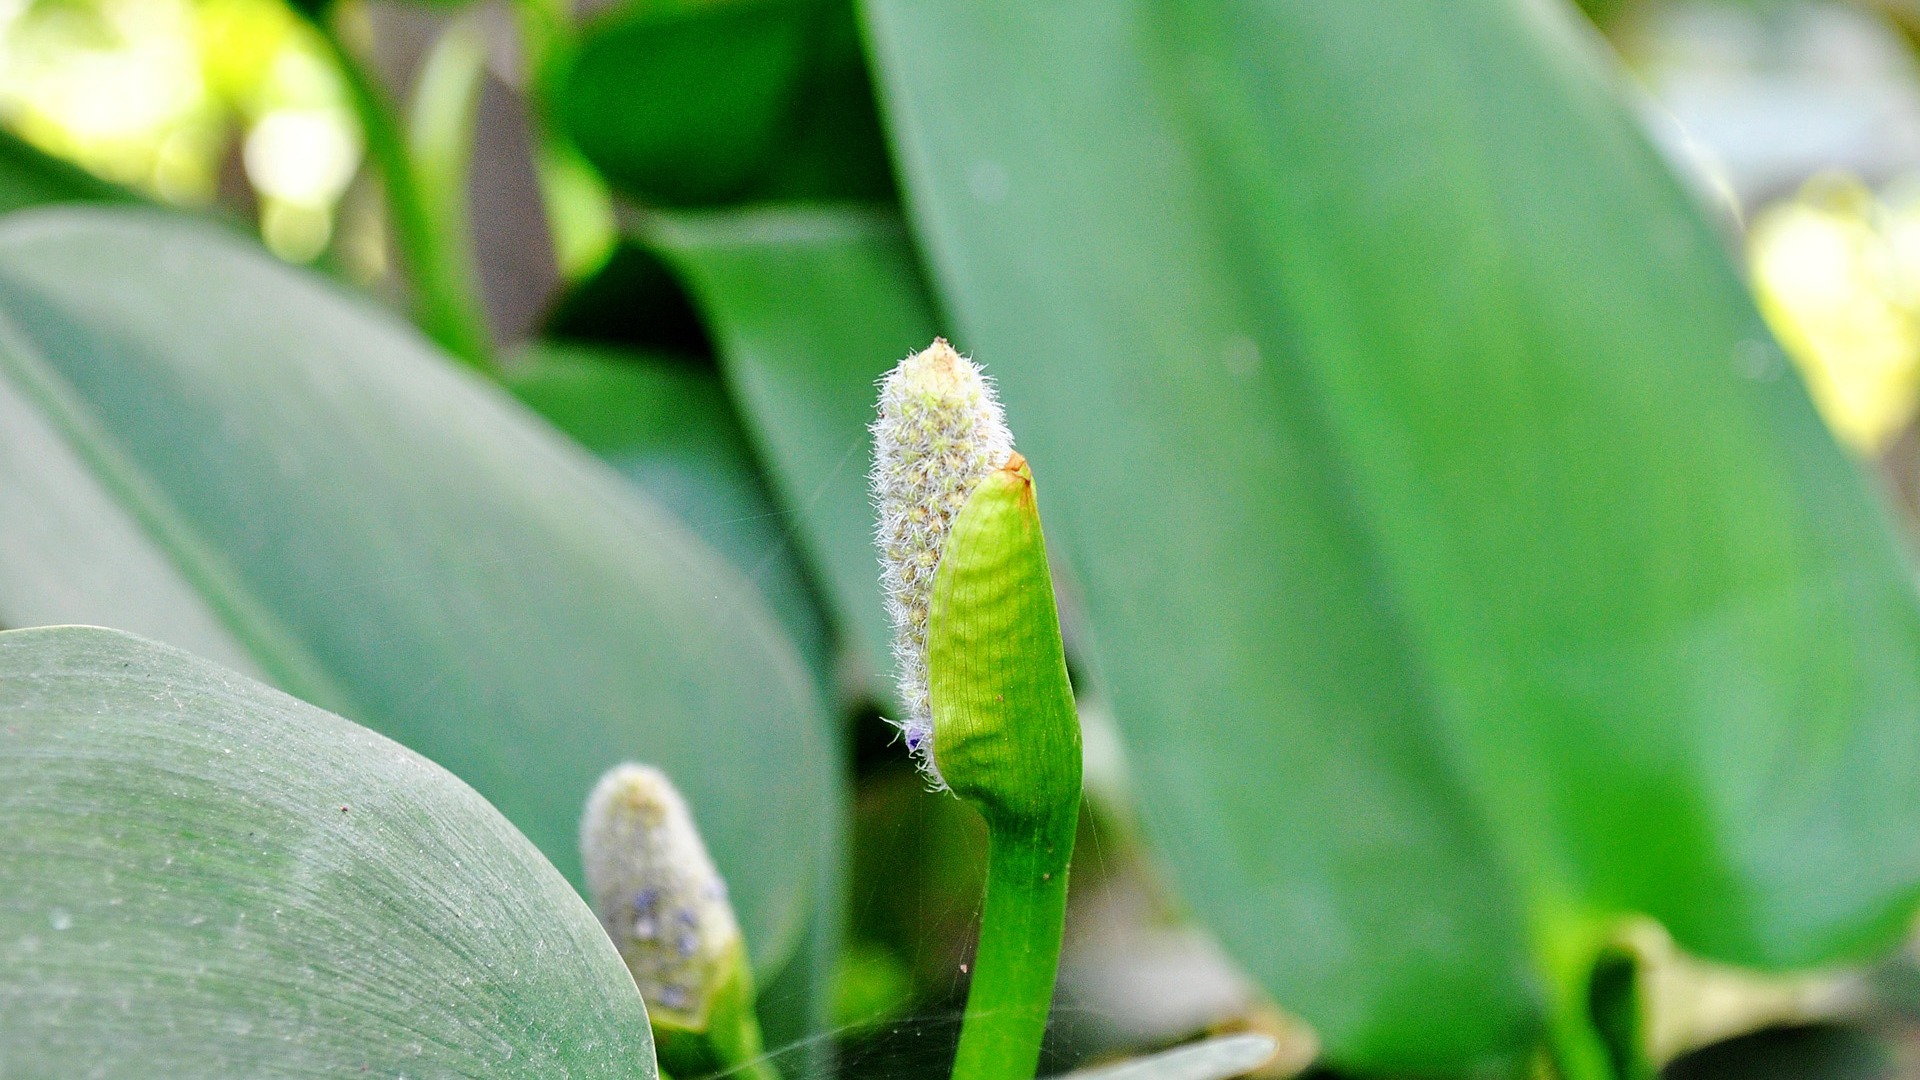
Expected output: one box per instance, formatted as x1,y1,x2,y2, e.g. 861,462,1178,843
1750,173,1920,452
245,108,356,205
0,0,216,195
0,0,362,263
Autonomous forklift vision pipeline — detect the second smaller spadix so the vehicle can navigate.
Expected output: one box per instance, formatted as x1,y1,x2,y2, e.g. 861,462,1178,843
581,764,775,1080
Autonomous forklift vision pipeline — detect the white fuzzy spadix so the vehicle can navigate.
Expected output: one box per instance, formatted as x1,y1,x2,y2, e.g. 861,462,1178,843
580,764,742,1029
871,339,1015,786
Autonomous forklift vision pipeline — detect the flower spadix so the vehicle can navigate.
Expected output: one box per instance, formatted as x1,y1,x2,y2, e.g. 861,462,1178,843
580,764,773,1080
872,339,1014,784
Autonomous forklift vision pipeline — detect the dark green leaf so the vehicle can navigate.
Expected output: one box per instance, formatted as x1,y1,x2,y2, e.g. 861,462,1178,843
862,0,1920,1068
555,0,891,207
0,128,139,215
1662,1025,1895,1080
0,208,836,988
647,206,940,704
0,625,654,1077
541,239,713,356
1588,948,1654,1080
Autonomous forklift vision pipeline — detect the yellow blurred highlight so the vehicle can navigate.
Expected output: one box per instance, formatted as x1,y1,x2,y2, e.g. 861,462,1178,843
1749,173,1920,452
0,0,216,196
0,0,362,264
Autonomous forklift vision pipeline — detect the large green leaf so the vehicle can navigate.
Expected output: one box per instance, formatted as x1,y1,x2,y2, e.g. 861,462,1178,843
646,206,941,704
862,0,1920,1070
0,207,835,988
502,341,829,678
0,625,654,1077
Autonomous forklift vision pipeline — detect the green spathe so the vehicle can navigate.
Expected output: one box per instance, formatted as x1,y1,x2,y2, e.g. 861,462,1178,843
929,452,1082,1080
930,452,1080,836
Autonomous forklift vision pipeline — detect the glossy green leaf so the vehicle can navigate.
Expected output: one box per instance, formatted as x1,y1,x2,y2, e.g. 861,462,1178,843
0,207,835,988
0,625,654,1077
647,206,941,704
863,0,1920,1069
555,0,891,206
503,342,828,676
1058,1035,1278,1080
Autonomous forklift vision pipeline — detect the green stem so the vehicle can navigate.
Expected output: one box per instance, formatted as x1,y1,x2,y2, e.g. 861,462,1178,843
313,7,492,367
1534,905,1644,1080
951,816,1075,1080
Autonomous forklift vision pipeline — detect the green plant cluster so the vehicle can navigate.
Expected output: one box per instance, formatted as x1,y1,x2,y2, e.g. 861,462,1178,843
4,1,1920,1079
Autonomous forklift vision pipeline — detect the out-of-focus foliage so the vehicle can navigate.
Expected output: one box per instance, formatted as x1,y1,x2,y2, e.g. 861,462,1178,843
554,0,892,207
0,124,136,210
503,340,830,680
646,206,937,701
0,0,357,260
0,208,838,994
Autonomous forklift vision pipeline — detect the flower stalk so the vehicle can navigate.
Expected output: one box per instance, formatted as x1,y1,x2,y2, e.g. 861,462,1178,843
873,342,1082,1080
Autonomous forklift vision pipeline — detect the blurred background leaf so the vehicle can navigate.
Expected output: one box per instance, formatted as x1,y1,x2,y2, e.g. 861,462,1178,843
503,339,830,681
0,126,140,211
645,205,941,706
0,208,839,1025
